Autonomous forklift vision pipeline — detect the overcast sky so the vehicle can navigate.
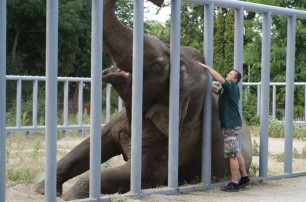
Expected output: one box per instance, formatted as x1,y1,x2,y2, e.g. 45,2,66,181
144,1,171,23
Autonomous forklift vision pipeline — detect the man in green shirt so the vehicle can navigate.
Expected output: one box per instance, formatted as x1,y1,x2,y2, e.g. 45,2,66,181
197,61,250,192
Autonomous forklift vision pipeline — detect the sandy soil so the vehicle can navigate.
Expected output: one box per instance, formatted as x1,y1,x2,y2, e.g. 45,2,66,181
5,135,306,202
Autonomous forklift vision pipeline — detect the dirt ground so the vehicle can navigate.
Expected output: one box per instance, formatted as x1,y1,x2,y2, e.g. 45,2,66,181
5,135,306,202
6,175,306,202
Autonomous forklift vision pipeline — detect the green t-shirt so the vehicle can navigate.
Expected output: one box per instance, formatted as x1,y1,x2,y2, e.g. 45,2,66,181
217,80,242,128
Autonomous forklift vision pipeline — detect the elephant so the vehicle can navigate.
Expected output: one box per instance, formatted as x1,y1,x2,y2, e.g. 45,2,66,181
35,0,252,200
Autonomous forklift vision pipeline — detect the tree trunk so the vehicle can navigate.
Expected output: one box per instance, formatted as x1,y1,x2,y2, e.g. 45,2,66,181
12,24,20,62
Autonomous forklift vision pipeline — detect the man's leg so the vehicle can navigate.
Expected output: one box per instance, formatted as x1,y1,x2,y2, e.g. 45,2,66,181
230,157,239,183
237,154,247,177
237,154,251,187
221,157,239,192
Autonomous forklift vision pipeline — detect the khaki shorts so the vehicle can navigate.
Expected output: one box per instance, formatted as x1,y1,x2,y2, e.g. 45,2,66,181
223,127,241,158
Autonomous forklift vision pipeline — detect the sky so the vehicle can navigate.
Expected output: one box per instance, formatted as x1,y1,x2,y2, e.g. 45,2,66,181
144,1,171,23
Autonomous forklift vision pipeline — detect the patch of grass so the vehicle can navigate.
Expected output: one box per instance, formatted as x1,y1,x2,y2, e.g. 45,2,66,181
110,194,141,202
252,140,260,156
249,163,259,177
275,152,284,162
268,118,306,139
293,147,306,159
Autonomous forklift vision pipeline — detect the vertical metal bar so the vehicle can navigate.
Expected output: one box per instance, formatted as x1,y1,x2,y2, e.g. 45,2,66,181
272,85,276,118
259,11,271,178
33,80,38,127
284,15,296,174
130,0,144,193
304,85,306,121
202,2,214,186
89,0,103,199
78,81,84,136
63,81,69,137
257,84,261,115
16,79,22,128
118,97,123,112
234,6,244,181
0,0,7,201
106,84,111,123
45,0,58,201
168,0,181,189
234,7,244,114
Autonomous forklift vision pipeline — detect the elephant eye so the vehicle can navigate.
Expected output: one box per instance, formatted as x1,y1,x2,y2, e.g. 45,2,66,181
151,64,160,72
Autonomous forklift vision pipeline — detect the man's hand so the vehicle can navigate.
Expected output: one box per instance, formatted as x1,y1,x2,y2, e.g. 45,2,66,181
196,61,211,69
195,60,225,84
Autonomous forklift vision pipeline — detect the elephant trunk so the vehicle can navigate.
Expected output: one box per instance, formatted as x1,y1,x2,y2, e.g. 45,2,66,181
103,0,164,71
103,0,133,70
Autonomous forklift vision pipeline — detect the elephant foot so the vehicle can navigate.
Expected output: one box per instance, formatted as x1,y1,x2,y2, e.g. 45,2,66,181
62,176,90,201
35,180,63,197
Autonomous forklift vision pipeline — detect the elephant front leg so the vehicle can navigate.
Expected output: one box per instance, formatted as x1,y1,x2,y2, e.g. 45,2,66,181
36,137,91,196
62,163,131,201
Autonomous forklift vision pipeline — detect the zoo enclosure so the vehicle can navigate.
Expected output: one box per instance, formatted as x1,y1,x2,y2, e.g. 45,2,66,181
4,76,306,136
2,0,306,202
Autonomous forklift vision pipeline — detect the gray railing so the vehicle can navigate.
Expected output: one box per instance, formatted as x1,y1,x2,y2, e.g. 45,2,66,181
6,75,306,135
243,82,306,122
5,75,123,136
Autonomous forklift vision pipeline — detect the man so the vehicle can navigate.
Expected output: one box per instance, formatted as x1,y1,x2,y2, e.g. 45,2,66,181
197,61,250,192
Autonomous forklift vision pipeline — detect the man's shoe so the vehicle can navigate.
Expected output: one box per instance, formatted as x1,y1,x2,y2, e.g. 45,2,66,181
221,182,239,192
239,176,251,188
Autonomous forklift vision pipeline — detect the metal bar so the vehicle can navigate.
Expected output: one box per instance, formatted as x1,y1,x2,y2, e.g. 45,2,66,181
168,0,181,189
0,0,7,200
45,0,58,201
284,15,296,174
202,2,214,186
89,0,103,199
272,85,276,118
106,84,111,122
305,85,306,121
33,80,38,127
78,81,84,136
234,6,244,181
118,97,123,112
234,6,244,115
16,79,22,128
63,81,69,137
183,0,306,19
257,84,261,115
259,11,271,178
130,0,144,194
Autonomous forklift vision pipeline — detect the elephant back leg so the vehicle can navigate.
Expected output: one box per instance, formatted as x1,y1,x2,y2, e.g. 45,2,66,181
62,163,131,201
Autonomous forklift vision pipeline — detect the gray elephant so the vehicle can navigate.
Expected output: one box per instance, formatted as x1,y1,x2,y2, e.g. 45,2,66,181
36,0,252,200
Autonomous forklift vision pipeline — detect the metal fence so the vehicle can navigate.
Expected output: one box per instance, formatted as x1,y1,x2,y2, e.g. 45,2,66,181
5,75,123,136
5,76,306,136
2,0,306,201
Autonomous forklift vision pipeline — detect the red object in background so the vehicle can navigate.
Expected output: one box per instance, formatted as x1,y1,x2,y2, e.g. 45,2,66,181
83,103,90,112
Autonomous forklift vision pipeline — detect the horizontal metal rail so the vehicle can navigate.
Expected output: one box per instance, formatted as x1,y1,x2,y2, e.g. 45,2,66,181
184,0,306,18
5,75,122,134
6,76,306,134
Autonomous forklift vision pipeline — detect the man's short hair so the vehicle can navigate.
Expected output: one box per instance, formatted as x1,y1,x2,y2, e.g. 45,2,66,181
233,69,241,83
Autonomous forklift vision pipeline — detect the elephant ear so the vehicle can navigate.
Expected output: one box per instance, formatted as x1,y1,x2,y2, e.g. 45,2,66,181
145,104,169,136
145,97,190,137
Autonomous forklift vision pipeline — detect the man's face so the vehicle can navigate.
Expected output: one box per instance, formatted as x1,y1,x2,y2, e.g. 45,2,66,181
226,70,238,83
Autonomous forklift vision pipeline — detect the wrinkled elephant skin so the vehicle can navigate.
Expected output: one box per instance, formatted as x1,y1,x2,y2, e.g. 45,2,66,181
35,0,252,200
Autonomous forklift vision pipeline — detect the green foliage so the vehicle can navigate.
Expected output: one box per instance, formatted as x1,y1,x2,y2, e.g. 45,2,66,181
243,90,260,125
268,118,306,139
293,147,306,158
223,9,235,75
275,152,284,162
214,8,226,69
249,163,259,177
252,140,260,156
